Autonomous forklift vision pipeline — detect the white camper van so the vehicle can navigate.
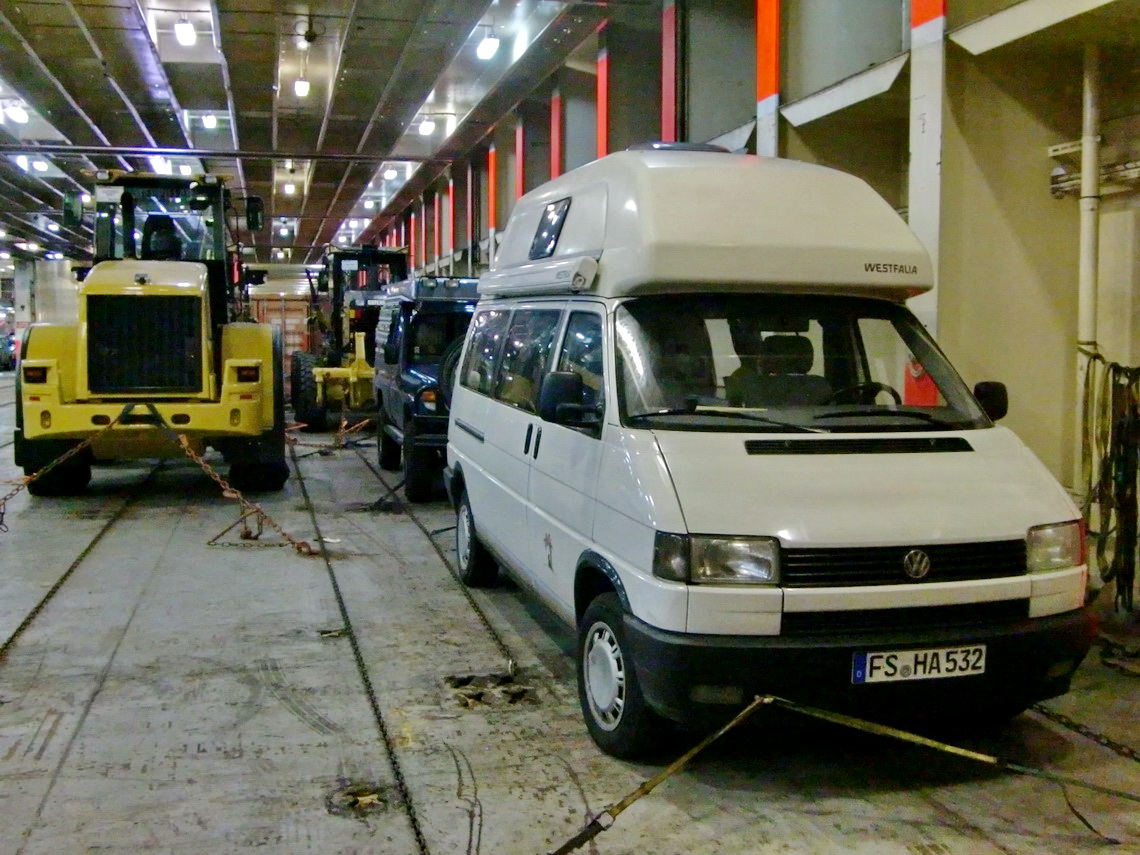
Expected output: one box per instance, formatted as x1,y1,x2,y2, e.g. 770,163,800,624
445,144,1094,759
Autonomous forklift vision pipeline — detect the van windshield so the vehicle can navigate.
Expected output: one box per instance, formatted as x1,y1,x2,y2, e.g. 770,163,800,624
614,294,989,432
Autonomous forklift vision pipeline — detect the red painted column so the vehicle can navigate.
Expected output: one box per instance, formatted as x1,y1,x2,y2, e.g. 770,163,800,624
487,144,498,234
447,173,456,271
419,199,427,270
550,88,563,178
433,190,442,266
409,212,417,271
596,25,610,159
661,0,677,142
911,0,947,30
755,0,779,157
515,117,525,199
466,161,475,275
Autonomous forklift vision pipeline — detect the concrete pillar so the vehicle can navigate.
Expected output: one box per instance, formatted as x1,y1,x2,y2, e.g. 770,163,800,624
598,20,660,154
906,0,947,334
14,260,36,335
684,0,755,146
559,68,596,172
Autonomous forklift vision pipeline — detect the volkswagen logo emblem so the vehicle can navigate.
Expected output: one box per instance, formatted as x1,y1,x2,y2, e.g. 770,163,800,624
902,549,932,580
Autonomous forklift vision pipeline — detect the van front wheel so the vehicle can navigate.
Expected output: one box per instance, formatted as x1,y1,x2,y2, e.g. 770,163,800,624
455,490,497,586
578,593,666,759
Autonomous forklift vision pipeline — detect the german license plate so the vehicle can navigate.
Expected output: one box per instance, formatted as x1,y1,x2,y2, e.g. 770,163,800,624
852,645,986,684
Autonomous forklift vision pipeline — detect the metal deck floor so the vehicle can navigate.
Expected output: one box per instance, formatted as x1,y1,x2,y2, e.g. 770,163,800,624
0,372,1137,855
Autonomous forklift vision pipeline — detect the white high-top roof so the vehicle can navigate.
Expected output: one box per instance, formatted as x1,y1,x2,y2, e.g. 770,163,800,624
483,149,933,301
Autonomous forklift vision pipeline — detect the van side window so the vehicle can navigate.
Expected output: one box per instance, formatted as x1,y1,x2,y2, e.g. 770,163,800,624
460,308,510,396
557,312,604,410
493,309,562,412
528,198,571,260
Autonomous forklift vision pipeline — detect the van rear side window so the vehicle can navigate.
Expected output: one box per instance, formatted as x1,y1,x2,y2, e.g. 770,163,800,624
492,310,561,412
528,198,571,259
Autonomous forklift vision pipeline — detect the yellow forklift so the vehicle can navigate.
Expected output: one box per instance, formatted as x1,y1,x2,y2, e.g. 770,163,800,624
290,243,408,430
15,170,289,495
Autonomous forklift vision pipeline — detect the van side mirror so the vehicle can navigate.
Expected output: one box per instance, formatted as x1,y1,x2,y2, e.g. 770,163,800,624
973,381,1008,422
539,371,601,429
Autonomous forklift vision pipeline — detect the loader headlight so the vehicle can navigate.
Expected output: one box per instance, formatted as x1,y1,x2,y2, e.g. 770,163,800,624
235,365,260,383
1027,521,1085,573
652,532,780,584
23,366,48,383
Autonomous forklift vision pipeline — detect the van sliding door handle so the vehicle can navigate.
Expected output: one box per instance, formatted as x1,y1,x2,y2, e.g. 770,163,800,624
523,424,533,455
533,426,542,459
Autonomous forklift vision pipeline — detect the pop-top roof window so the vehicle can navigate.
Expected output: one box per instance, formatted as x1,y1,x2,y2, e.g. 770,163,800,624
528,197,571,260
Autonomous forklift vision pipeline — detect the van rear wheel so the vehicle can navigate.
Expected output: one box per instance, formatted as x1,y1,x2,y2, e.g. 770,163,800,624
578,592,667,759
455,490,497,586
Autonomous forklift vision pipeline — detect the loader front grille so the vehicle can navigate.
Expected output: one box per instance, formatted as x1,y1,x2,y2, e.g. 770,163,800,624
87,295,202,394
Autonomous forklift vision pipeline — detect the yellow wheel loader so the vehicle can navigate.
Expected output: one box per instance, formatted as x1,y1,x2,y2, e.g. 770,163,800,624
14,170,288,495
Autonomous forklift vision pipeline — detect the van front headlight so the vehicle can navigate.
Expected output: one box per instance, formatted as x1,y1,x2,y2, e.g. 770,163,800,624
653,533,780,584
1026,521,1085,573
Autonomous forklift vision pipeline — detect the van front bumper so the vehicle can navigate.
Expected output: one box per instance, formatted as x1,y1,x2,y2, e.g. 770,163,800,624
624,606,1095,727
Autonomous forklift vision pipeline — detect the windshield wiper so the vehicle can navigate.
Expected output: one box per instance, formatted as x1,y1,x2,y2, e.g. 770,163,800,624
626,408,827,433
813,408,963,428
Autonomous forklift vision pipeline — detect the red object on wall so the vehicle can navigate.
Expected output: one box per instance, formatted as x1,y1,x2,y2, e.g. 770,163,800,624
596,34,609,159
551,88,563,178
488,144,498,232
911,0,946,28
904,358,940,406
515,119,525,199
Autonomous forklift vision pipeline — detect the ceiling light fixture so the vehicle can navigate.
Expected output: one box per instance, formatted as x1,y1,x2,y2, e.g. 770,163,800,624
279,226,289,236
47,222,59,232
179,164,192,176
383,167,397,180
32,160,48,172
283,182,296,195
174,17,197,47
294,77,310,97
364,199,374,209
202,113,217,129
476,26,500,60
15,155,27,171
5,104,29,124
418,117,436,135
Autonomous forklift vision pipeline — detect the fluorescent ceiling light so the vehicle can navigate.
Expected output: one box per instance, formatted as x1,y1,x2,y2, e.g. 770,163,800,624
32,160,48,172
283,182,296,195
338,235,347,244
278,226,289,236
294,78,310,97
383,167,397,180
202,113,217,129
47,222,59,231
349,219,359,229
15,155,27,170
364,199,374,209
418,117,435,135
148,155,173,175
174,17,196,47
179,164,192,176
476,31,500,60
6,105,28,124
0,252,9,259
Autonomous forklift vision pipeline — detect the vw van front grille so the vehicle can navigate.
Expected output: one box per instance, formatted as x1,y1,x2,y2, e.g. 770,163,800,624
781,539,1026,587
745,437,973,454
781,599,1030,636
86,295,202,395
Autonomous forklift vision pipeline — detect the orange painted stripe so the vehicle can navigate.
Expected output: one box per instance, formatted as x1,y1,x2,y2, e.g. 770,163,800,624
488,144,497,231
661,1,677,142
409,212,417,268
756,0,779,102
911,0,945,28
466,162,475,249
515,118,525,199
419,202,427,268
596,30,609,158
447,175,455,257
433,191,441,262
551,89,563,178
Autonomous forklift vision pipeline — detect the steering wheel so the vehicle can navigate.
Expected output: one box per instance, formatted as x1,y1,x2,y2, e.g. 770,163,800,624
824,381,902,405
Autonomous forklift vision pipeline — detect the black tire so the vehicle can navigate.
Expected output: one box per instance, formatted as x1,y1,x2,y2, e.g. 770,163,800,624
377,415,401,470
229,331,290,493
577,592,668,759
402,422,434,502
25,456,92,496
290,351,327,431
455,489,497,586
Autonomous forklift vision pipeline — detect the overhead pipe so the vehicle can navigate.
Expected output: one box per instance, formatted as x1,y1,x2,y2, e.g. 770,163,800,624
1074,42,1101,495
0,143,442,165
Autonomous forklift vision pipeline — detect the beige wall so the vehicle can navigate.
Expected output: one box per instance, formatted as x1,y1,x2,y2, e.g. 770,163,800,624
1097,201,1140,367
940,47,1082,484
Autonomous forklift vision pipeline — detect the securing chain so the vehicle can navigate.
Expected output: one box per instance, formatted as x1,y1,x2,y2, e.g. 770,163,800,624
176,435,314,555
0,409,127,533
348,443,519,678
1031,702,1140,764
289,440,431,855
